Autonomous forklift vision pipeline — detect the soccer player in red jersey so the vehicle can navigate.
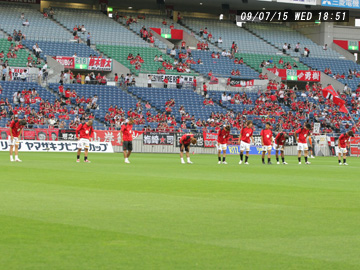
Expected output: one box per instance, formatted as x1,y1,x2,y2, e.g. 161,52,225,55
217,125,230,164
274,132,289,165
295,123,311,165
9,116,27,162
337,130,354,165
76,119,93,163
179,133,197,164
120,118,134,164
238,120,254,165
260,122,273,165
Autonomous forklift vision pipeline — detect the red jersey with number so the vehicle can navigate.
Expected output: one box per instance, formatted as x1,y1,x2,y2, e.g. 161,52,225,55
240,127,253,144
260,129,272,146
295,128,310,144
76,123,94,139
180,134,194,145
338,133,350,148
10,120,24,137
275,133,286,146
121,124,133,141
217,128,230,144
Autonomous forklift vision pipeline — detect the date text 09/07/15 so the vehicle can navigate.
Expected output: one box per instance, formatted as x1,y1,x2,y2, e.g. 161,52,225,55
236,10,349,23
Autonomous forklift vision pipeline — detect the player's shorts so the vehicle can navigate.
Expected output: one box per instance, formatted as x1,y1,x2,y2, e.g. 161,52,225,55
240,141,251,152
337,147,347,154
180,143,190,152
77,138,90,149
8,136,20,146
274,143,284,151
123,141,133,151
261,145,272,153
217,143,227,151
297,143,308,151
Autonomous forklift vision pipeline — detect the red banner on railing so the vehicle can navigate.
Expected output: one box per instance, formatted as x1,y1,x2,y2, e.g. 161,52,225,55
55,56,75,69
267,68,321,82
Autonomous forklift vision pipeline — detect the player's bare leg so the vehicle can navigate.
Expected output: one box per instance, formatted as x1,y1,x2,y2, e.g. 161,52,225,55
244,151,249,164
298,150,302,164
9,145,14,161
281,151,287,164
239,150,244,164
127,151,131,158
343,153,348,165
76,148,81,162
180,145,186,164
261,151,266,164
84,148,90,163
267,150,272,165
304,150,310,164
185,150,192,164
222,152,227,164
218,150,222,164
14,145,21,162
275,150,279,164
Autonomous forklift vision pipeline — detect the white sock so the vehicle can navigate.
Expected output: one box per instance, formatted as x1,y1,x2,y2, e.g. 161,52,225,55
15,155,18,159
125,158,128,161
181,158,184,162
10,155,14,160
187,157,190,162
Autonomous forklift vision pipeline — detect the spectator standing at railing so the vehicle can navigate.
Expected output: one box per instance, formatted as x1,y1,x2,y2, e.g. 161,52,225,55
87,32,91,47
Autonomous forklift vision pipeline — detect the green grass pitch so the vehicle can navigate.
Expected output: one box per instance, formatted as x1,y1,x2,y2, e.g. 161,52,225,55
0,152,360,270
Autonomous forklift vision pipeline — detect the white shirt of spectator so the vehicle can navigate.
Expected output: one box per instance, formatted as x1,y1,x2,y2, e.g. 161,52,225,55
170,49,176,56
218,38,223,44
279,90,285,98
221,94,227,102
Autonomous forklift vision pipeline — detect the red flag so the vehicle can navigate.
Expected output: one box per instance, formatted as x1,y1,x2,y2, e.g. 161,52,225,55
322,85,348,113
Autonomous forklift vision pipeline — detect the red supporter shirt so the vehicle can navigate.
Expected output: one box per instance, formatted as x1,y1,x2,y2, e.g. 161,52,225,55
295,128,310,144
76,123,94,139
338,133,350,148
10,120,24,137
217,128,230,144
180,134,194,145
275,132,286,146
121,124,133,141
240,127,253,144
260,129,272,146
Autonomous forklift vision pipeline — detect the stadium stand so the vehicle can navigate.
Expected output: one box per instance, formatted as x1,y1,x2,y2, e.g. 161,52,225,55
0,81,104,129
22,40,99,60
48,83,162,131
188,50,259,79
97,45,195,76
181,17,280,54
0,39,36,67
52,8,150,47
236,53,308,73
300,57,360,90
0,3,73,41
244,23,342,59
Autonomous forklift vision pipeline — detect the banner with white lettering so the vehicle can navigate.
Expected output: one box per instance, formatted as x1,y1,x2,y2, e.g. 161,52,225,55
229,78,255,87
143,132,174,145
149,74,195,84
10,67,27,81
0,140,114,152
